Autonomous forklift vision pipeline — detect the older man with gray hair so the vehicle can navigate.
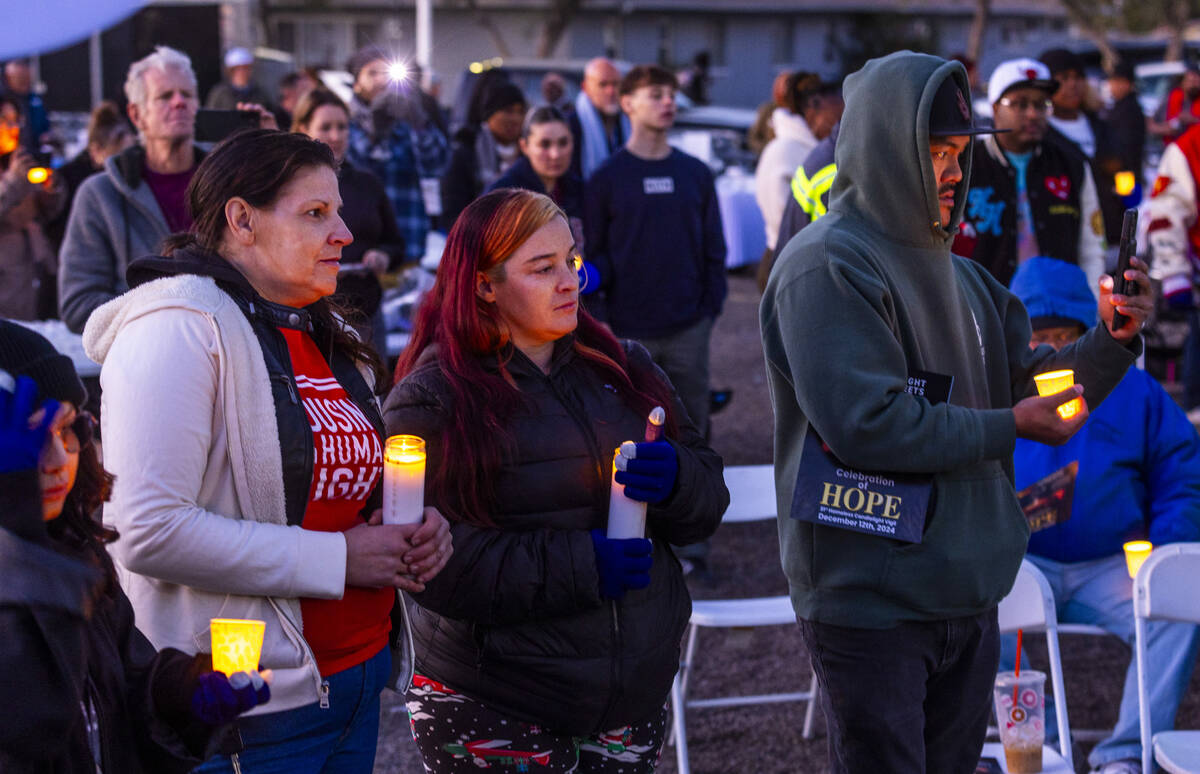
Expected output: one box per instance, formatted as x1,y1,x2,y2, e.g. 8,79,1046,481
58,46,273,332
57,46,202,331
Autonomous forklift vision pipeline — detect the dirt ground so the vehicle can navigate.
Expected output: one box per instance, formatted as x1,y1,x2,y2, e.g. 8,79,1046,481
372,271,1200,774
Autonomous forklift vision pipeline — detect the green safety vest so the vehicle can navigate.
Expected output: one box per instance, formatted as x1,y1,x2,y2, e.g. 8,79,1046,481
790,162,837,220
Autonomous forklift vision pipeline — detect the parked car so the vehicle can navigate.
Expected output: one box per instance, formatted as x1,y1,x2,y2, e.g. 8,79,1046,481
1135,60,1185,118
668,104,757,173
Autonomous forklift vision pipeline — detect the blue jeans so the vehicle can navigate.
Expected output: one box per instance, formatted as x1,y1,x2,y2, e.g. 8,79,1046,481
998,554,1200,768
1184,308,1200,411
193,646,391,774
636,316,714,439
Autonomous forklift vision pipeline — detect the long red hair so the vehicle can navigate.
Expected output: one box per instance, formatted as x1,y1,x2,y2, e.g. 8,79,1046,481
395,188,679,526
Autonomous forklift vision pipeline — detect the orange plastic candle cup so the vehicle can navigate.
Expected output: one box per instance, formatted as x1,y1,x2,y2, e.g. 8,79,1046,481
210,618,265,676
1123,540,1153,580
1115,170,1136,197
1034,369,1082,420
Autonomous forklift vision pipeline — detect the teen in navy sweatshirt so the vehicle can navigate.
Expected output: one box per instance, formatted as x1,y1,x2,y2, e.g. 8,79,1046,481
584,65,726,437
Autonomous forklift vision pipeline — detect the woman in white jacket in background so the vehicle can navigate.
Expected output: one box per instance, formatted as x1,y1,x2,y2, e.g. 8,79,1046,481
754,72,844,256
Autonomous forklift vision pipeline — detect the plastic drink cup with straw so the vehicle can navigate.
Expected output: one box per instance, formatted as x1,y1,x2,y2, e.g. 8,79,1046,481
994,628,1045,773
994,670,1046,773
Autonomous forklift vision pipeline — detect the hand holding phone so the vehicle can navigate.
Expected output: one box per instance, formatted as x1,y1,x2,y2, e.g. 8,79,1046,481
1111,208,1139,332
195,109,259,143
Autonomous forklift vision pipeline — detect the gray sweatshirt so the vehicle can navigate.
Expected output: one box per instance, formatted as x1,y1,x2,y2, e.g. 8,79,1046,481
760,52,1139,628
58,145,202,332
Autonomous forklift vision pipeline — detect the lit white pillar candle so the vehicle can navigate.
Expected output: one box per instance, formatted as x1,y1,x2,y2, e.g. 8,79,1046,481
383,435,426,525
608,441,646,539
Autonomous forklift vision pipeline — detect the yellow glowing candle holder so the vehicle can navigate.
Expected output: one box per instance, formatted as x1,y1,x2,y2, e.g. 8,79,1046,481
1123,540,1153,579
383,434,426,525
1034,369,1082,420
210,618,265,676
1115,170,1137,197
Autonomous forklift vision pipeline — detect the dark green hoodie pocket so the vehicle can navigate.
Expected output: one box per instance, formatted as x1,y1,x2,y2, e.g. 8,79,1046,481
879,460,1029,617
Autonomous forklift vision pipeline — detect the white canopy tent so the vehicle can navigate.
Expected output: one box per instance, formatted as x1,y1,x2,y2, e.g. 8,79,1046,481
0,0,146,61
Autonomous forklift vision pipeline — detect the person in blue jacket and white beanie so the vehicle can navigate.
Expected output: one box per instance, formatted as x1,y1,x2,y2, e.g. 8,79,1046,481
1008,255,1200,774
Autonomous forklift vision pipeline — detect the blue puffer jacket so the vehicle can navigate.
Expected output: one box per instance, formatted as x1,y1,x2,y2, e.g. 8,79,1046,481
1012,257,1200,563
1016,369,1200,562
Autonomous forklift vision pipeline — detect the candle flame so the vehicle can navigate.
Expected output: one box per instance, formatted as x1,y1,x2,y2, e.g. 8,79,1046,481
385,434,426,465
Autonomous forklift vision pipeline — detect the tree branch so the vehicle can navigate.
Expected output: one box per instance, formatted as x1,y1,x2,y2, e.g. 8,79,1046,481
461,0,512,58
535,0,583,59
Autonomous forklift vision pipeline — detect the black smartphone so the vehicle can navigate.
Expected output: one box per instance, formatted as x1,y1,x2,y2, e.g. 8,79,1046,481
1111,208,1139,332
194,109,258,143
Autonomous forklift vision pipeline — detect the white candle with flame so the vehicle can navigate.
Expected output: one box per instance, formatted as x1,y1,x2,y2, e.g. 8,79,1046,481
608,442,646,539
383,435,426,525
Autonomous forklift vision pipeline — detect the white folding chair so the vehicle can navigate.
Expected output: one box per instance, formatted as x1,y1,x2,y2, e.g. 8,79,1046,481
669,464,819,774
1135,543,1200,774
984,558,1075,771
1055,622,1117,743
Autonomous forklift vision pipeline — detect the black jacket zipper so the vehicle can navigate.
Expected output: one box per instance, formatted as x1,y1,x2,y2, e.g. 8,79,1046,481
542,366,624,729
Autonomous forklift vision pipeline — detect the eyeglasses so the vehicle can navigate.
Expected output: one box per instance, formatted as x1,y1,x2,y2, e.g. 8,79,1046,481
997,97,1053,114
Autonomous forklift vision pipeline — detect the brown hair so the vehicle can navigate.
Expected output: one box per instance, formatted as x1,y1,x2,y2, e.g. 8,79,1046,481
290,87,348,133
784,71,821,114
47,422,120,592
619,64,678,97
772,70,793,108
86,100,131,150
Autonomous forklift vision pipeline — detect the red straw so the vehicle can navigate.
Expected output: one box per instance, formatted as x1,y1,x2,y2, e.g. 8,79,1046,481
1013,628,1023,704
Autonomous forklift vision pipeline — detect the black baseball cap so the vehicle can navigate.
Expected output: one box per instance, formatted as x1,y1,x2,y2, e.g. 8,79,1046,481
929,76,1008,136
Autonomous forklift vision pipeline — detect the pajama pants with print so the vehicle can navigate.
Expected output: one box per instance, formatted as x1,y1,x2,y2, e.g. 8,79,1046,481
405,674,669,773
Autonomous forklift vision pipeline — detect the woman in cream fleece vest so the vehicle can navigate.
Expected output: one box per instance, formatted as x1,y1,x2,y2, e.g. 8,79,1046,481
84,129,453,773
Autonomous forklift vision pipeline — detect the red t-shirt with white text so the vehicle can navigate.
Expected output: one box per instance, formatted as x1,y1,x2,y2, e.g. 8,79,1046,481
282,327,392,677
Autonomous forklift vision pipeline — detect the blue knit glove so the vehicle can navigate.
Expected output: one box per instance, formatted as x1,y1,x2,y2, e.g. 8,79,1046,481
0,375,57,474
578,259,601,296
191,670,270,725
614,440,679,503
590,529,652,600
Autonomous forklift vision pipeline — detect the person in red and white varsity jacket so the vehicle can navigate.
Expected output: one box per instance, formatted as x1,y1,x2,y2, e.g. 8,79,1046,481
1146,122,1200,417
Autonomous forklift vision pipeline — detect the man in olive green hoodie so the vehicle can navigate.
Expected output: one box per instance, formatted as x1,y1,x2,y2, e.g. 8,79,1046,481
760,51,1153,774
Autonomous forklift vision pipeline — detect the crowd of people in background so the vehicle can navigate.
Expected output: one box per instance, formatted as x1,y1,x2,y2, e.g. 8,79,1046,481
4,28,1200,774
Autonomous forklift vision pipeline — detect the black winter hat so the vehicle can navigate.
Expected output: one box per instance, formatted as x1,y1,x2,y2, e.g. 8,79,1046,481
1109,59,1135,82
1040,48,1086,78
481,82,526,119
0,320,87,407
